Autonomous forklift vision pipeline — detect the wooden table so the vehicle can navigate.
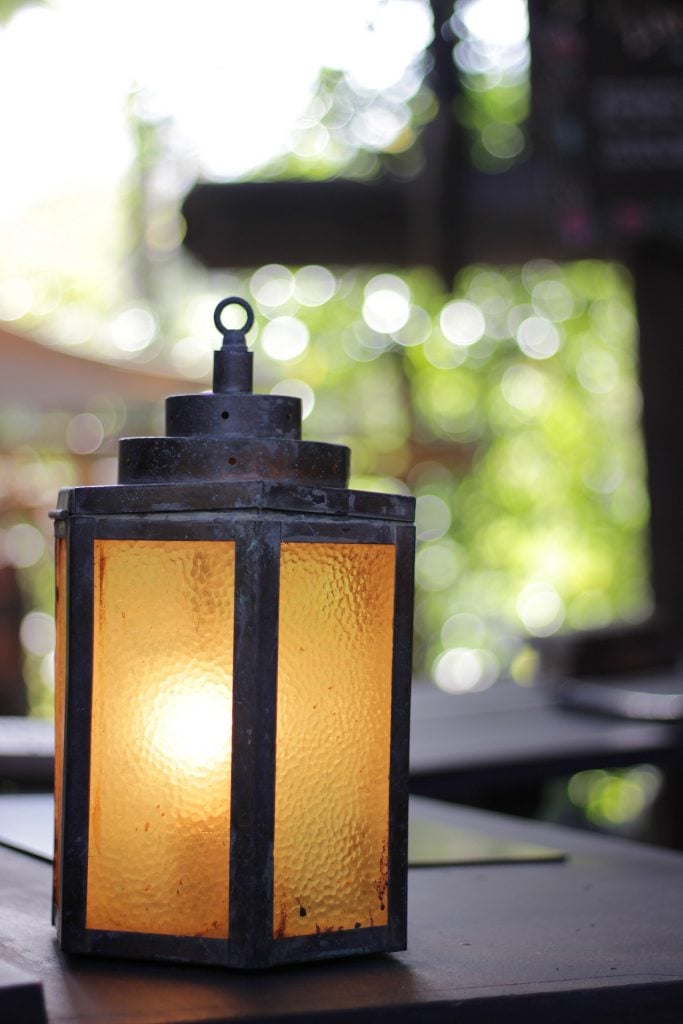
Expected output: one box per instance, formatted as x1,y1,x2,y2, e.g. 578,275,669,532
1,795,682,1022
410,679,683,801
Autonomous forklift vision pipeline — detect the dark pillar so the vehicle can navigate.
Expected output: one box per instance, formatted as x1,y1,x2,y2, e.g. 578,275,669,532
633,241,683,646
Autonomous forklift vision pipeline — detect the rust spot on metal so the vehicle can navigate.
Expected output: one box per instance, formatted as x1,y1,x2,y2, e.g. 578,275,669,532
89,795,102,852
97,546,106,596
95,544,108,637
274,902,287,939
374,841,388,910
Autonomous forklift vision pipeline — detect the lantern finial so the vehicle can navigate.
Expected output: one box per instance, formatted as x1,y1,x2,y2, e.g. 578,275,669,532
213,296,255,346
212,296,255,394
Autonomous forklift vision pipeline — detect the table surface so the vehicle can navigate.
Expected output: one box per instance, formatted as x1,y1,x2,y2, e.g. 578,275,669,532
410,679,683,796
1,796,683,1023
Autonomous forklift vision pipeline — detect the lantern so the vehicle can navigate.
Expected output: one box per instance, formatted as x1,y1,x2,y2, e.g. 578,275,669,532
52,297,415,969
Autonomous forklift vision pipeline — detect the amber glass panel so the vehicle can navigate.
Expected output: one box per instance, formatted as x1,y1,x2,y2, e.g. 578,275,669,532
53,536,67,911
87,539,235,937
274,542,395,938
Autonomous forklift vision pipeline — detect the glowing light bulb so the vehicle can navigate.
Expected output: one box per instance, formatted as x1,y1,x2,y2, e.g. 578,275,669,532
147,675,232,778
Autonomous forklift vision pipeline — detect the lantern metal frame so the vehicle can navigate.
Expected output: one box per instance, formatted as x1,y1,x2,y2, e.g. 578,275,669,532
52,298,415,969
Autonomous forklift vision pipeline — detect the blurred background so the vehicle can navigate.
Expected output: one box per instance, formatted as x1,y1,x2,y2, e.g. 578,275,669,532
2,0,681,840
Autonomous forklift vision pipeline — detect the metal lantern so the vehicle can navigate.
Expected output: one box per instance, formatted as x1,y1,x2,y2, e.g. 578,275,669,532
52,297,415,969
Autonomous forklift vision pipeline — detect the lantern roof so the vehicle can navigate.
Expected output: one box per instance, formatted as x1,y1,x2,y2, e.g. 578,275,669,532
53,297,415,524
118,297,348,490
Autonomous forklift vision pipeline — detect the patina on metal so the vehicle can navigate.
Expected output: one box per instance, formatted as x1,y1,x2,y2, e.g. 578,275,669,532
119,296,349,490
52,297,415,970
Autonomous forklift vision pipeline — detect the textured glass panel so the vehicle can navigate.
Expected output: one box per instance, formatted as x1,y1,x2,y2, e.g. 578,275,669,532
53,536,67,911
87,539,235,937
274,542,395,938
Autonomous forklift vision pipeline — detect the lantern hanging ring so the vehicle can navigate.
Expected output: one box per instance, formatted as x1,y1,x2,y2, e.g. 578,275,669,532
214,296,255,343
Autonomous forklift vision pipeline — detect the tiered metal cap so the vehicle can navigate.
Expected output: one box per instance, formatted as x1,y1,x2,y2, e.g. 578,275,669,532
117,297,350,488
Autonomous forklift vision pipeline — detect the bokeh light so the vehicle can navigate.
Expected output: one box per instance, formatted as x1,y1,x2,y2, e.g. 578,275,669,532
455,0,529,68
250,265,295,309
501,365,547,413
452,0,530,173
20,611,55,658
516,317,561,360
261,317,310,361
440,300,486,347
170,337,213,380
66,413,104,455
392,305,432,347
516,582,565,637
415,540,462,592
109,307,157,353
415,494,452,542
294,265,337,306
5,523,45,568
433,646,500,694
270,379,315,420
363,274,411,334
567,766,662,829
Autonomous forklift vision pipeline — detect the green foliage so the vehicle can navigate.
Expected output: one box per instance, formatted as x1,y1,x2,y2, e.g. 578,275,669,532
456,79,530,171
2,256,648,710
255,66,437,183
237,258,648,692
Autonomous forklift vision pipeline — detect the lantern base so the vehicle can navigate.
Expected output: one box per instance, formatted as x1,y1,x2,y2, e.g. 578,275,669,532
57,921,406,970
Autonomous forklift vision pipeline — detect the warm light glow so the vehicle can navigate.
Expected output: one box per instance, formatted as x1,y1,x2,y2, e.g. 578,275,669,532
274,542,396,938
87,539,235,938
147,676,232,778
